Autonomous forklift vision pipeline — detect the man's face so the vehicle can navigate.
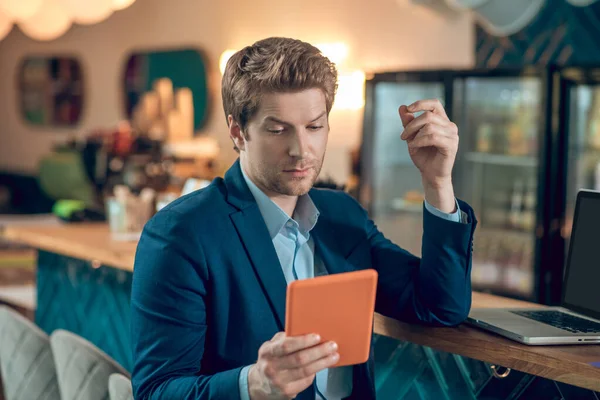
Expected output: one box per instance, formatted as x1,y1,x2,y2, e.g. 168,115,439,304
234,88,329,198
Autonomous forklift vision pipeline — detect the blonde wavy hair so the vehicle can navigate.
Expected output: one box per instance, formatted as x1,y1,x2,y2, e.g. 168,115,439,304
221,37,338,149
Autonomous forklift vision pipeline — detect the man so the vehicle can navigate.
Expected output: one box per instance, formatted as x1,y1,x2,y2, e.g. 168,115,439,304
131,37,476,400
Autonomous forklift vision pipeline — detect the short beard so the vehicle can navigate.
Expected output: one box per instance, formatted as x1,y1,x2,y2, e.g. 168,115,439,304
264,159,323,197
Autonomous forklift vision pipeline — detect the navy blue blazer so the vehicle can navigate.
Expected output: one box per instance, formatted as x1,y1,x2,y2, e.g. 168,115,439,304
131,160,477,399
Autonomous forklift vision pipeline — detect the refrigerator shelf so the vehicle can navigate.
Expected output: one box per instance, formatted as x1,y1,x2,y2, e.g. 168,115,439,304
475,226,534,239
464,152,538,167
389,199,423,213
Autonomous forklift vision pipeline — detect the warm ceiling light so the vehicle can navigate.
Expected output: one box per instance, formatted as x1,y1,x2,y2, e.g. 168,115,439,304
0,8,13,41
315,42,349,65
112,0,136,11
0,0,44,21
19,0,72,41
60,0,114,25
333,70,365,111
219,49,237,75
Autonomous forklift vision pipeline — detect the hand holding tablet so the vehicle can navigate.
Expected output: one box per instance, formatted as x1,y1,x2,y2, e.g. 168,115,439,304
285,269,378,367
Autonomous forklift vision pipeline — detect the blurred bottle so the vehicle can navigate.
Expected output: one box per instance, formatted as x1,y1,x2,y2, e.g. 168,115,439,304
481,239,501,287
504,92,521,155
504,239,522,291
524,105,538,156
509,179,524,229
518,241,534,294
490,111,508,154
508,122,526,156
595,162,600,192
587,91,600,150
508,106,528,156
477,123,492,153
484,190,510,228
522,178,536,231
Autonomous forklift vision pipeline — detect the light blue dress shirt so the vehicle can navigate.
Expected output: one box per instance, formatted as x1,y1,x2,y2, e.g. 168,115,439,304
238,167,462,400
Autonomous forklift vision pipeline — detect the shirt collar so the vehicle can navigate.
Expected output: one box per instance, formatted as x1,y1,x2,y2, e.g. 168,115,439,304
241,165,319,239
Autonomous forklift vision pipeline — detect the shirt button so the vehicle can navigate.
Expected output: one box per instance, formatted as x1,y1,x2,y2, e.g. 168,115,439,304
286,221,294,228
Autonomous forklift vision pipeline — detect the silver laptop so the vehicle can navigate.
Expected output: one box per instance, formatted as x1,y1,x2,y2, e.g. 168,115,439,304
467,189,600,345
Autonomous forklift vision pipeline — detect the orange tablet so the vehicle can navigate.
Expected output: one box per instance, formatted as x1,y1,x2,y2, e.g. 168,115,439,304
285,269,378,367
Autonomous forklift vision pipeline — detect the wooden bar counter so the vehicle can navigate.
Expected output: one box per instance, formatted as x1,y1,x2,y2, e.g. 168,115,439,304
2,223,600,398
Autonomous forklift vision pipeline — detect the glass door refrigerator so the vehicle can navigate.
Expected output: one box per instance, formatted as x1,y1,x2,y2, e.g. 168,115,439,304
451,69,554,302
360,71,453,257
360,68,556,303
551,66,600,304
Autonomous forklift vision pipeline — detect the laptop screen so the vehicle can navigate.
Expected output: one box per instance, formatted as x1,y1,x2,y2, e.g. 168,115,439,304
563,193,600,317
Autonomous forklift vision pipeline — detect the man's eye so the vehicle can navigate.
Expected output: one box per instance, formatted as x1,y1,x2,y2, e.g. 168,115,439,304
308,126,323,131
268,129,284,134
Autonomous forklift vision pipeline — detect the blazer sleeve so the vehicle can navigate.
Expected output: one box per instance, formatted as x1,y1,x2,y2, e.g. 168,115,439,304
130,209,242,400
361,198,477,326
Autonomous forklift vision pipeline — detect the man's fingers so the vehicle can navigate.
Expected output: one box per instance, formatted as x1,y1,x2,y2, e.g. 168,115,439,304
281,351,340,382
258,338,337,399
266,333,321,358
408,130,456,155
398,105,415,128
274,341,337,369
407,99,448,119
401,111,452,141
271,332,286,342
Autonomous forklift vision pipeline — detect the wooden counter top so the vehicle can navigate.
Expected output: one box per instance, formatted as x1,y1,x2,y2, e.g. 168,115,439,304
375,292,600,392
1,223,137,271
3,223,600,391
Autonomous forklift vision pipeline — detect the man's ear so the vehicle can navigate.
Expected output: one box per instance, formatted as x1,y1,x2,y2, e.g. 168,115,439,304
228,115,246,152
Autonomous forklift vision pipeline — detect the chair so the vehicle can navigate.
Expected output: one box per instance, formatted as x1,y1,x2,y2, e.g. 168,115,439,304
108,373,133,400
50,329,129,400
0,305,60,400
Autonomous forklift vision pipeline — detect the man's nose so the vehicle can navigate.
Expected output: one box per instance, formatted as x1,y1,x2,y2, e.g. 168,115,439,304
288,130,309,158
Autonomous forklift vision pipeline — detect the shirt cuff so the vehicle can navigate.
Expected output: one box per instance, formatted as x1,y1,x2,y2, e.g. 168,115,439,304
424,198,464,223
239,365,252,400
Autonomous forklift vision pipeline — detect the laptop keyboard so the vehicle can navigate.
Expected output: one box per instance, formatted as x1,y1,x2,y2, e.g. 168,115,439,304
511,310,600,334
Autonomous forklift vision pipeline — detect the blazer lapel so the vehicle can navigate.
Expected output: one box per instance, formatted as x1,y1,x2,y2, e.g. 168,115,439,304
231,209,287,330
312,215,357,276
225,160,288,330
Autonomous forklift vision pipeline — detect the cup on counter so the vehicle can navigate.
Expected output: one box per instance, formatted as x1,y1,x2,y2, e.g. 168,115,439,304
106,186,155,241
